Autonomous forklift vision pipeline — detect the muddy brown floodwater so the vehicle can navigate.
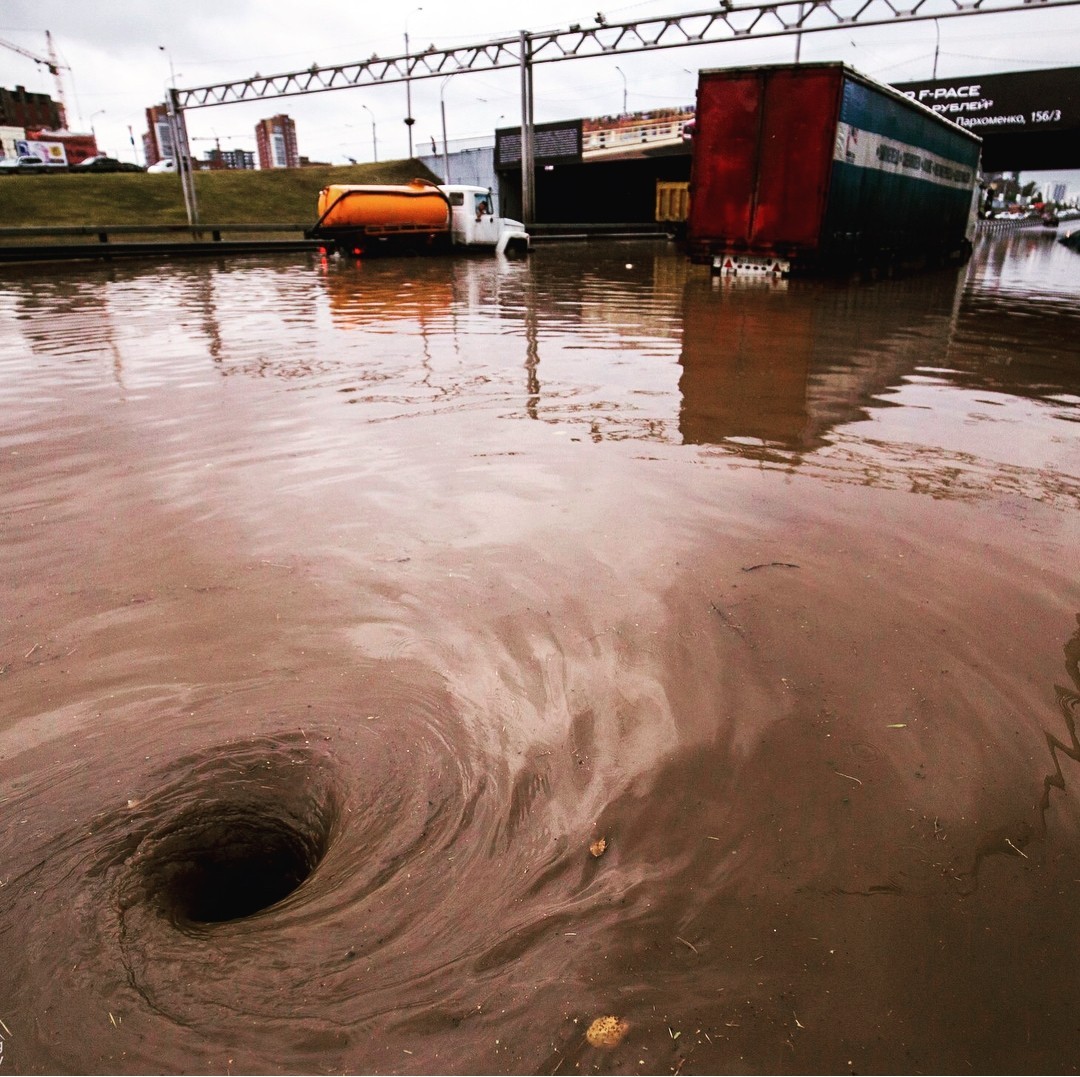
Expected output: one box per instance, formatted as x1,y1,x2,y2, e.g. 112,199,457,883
1,229,1078,1075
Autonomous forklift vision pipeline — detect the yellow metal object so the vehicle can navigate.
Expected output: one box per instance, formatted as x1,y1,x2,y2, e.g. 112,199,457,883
655,181,690,223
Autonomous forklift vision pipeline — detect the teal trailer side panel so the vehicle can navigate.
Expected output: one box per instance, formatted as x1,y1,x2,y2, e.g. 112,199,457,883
822,75,982,266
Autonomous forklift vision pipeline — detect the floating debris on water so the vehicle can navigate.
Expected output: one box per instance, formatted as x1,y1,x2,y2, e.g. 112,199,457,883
586,1015,628,1048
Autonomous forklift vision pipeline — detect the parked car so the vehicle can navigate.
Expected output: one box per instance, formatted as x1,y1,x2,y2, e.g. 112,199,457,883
147,158,176,173
0,155,49,174
73,155,144,173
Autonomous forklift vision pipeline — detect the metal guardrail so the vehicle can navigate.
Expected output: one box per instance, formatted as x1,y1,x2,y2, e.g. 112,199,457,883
528,222,672,242
976,216,1057,232
0,224,322,263
0,223,311,242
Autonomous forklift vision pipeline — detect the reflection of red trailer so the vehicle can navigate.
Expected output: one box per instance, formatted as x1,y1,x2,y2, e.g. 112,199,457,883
687,62,982,276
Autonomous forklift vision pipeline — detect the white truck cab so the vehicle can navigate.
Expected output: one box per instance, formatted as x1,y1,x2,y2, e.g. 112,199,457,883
440,185,530,255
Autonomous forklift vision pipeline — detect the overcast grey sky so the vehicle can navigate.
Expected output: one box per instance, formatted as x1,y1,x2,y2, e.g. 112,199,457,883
1,0,1077,189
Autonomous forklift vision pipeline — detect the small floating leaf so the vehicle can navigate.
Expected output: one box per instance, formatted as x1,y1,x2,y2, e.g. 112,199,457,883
589,837,607,858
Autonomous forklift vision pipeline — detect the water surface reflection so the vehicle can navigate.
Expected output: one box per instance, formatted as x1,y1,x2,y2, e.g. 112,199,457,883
0,232,1078,1074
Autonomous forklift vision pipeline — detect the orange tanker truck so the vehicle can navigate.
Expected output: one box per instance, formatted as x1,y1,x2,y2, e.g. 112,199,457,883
307,178,530,257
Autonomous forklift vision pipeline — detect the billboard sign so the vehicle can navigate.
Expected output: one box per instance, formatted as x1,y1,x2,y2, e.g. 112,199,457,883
496,120,583,168
15,139,68,166
892,67,1078,136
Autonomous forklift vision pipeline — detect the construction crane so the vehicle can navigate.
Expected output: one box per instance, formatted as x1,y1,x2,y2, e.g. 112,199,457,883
190,133,247,151
189,133,250,166
0,31,70,127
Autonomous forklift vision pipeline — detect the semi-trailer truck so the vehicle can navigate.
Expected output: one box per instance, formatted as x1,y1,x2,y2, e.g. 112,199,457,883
687,63,983,276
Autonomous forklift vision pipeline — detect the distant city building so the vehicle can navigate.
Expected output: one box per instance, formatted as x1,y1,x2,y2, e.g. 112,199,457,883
255,114,298,169
204,147,256,170
0,85,63,131
144,103,173,164
0,121,95,167
1052,182,1068,203
142,101,193,169
0,124,23,158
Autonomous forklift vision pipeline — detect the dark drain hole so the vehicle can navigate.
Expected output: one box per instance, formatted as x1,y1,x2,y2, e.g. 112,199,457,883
147,812,328,924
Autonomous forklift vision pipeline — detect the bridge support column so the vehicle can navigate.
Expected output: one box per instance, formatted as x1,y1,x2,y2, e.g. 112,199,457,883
519,31,535,227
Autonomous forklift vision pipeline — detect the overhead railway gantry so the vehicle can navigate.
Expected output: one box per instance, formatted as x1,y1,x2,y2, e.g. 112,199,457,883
164,0,1080,225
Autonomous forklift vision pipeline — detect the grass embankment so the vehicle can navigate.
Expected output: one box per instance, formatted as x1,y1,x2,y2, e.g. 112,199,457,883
0,159,438,228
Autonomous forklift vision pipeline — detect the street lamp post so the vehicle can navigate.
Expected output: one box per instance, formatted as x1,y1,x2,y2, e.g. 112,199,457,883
159,45,199,228
615,65,627,114
361,104,377,162
89,109,105,147
794,3,806,61
404,7,422,159
158,45,177,92
440,76,451,182
158,45,181,162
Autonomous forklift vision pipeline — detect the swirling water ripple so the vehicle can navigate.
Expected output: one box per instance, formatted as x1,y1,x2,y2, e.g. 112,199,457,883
1,237,1079,1074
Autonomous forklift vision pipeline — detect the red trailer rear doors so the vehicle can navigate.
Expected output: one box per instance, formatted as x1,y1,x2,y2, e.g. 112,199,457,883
691,66,842,256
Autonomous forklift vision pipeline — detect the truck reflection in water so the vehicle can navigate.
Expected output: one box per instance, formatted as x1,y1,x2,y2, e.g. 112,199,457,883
677,269,964,453
317,246,972,461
